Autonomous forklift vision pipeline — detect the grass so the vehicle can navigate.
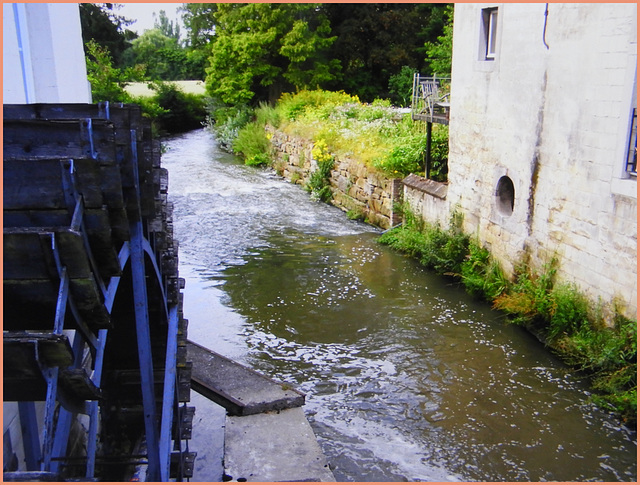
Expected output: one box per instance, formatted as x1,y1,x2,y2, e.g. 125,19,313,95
379,206,637,428
125,80,206,97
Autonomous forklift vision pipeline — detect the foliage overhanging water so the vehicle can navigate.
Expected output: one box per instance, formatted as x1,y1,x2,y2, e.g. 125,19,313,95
163,129,636,482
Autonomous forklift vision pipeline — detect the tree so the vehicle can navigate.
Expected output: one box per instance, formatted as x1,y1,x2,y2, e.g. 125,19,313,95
322,3,449,101
205,3,340,106
388,66,417,107
424,5,454,76
154,9,181,43
181,3,216,48
79,3,136,67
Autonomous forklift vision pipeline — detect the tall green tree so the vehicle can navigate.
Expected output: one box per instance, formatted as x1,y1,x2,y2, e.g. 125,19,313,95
205,3,340,106
181,3,216,48
424,4,454,76
322,3,448,101
154,9,181,43
79,3,137,67
123,25,206,81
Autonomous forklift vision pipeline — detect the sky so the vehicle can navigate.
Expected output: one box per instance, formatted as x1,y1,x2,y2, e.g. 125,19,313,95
115,3,185,35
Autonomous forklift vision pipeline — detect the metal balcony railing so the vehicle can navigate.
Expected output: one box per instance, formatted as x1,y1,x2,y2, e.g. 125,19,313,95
411,74,451,125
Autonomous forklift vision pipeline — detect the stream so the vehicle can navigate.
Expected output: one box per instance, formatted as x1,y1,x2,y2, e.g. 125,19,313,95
162,128,636,482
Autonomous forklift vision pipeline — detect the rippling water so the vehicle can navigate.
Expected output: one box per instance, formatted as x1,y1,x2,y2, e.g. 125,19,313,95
163,129,637,482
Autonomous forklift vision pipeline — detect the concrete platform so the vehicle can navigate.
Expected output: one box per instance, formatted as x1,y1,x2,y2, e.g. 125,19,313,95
187,340,305,416
224,407,336,482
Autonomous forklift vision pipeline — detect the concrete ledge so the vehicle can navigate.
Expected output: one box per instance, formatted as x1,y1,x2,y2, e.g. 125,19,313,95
224,407,335,482
403,173,448,199
187,340,305,416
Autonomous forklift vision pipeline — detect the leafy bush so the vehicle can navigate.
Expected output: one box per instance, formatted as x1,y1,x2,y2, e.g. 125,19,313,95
233,121,272,166
493,261,557,325
207,102,253,150
388,65,416,107
430,124,449,182
150,81,206,134
461,241,508,300
378,207,469,275
85,40,136,103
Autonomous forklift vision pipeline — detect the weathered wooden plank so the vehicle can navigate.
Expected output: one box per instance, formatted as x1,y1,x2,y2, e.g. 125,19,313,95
2,279,58,330
2,231,53,280
3,119,117,164
3,229,91,279
3,160,125,213
3,276,111,331
4,208,122,278
4,332,74,367
59,368,103,401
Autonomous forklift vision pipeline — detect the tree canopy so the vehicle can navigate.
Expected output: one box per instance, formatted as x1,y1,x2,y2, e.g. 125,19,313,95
424,4,454,76
80,3,453,106
79,3,137,66
205,3,340,106
322,3,449,101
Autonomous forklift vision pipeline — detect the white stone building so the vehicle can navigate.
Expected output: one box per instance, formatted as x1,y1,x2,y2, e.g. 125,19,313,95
407,3,637,318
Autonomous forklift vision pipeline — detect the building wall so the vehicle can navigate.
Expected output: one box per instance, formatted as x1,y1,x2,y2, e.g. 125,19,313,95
3,3,91,103
444,3,637,317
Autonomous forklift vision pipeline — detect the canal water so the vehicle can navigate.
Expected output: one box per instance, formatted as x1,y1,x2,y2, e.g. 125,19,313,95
162,128,636,482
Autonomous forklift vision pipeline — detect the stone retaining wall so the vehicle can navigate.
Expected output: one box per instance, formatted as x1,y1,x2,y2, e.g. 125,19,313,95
267,127,402,229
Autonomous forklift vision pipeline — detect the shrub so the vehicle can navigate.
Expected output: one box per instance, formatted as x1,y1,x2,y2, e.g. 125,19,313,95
233,121,272,166
150,82,206,134
461,241,508,301
493,260,557,325
305,141,335,202
378,207,469,276
207,102,253,150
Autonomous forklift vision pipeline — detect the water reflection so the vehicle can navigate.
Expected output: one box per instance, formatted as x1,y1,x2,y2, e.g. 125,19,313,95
163,129,637,482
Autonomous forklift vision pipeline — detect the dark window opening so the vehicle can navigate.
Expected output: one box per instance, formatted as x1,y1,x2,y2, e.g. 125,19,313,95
626,107,637,176
496,176,515,216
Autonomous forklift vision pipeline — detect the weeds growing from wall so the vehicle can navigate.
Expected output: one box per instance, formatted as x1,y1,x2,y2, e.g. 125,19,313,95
305,140,335,202
379,206,637,427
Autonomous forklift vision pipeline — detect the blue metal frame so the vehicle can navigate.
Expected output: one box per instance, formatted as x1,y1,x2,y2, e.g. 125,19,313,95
130,130,162,481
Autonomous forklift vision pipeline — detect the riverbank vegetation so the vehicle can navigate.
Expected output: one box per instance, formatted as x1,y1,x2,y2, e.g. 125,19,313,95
215,89,448,180
84,39,205,135
379,207,637,427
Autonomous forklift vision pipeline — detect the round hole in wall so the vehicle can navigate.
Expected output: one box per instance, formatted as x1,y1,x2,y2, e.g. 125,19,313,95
496,176,515,216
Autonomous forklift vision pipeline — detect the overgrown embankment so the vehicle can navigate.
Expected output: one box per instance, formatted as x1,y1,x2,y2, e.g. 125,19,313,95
379,207,637,428
212,90,448,179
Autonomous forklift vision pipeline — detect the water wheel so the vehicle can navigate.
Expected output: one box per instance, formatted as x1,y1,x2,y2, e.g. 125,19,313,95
3,103,194,481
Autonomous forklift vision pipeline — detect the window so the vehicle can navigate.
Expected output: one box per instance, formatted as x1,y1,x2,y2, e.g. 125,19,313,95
482,8,499,60
626,108,637,176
